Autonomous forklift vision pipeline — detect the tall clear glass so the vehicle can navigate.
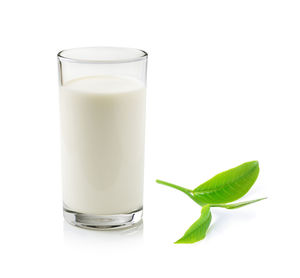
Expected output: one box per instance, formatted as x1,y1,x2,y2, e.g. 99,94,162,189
57,47,147,229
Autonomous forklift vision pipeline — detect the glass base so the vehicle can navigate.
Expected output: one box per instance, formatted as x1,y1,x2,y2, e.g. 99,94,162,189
63,206,143,230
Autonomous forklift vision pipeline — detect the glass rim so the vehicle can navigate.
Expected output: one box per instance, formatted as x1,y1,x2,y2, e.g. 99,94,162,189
57,46,148,64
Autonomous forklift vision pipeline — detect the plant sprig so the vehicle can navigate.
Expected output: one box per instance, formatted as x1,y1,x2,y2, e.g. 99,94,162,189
156,161,267,244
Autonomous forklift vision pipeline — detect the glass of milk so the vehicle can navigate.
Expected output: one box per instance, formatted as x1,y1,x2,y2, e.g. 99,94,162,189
57,47,147,229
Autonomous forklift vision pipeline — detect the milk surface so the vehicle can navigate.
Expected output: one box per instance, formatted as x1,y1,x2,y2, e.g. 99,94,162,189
60,75,146,214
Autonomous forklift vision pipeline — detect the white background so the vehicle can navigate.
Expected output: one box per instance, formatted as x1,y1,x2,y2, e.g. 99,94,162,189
0,0,299,277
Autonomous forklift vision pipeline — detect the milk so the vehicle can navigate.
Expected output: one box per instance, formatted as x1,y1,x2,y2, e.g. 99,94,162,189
60,75,146,215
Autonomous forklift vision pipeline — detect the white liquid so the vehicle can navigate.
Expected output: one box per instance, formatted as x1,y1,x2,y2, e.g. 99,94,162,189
60,75,146,214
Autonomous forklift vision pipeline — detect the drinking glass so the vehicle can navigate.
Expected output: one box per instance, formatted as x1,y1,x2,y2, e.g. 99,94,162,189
57,47,147,229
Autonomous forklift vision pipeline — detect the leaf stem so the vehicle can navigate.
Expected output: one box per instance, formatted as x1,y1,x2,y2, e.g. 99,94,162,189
156,179,204,206
156,179,192,193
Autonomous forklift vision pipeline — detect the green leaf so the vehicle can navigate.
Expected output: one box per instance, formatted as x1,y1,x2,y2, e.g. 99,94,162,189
175,205,212,244
210,197,267,209
193,161,259,204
